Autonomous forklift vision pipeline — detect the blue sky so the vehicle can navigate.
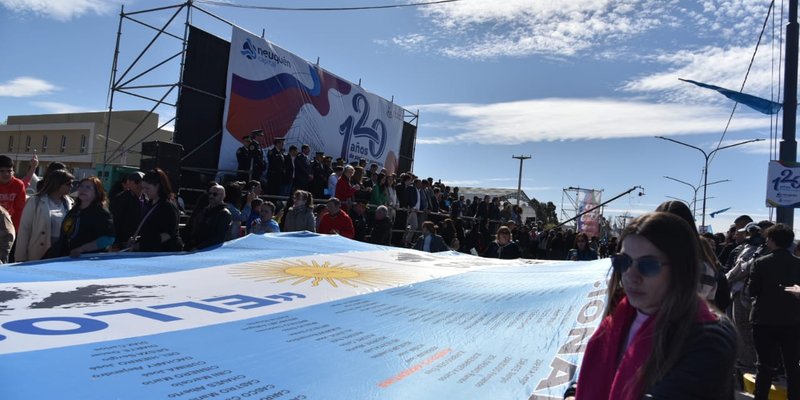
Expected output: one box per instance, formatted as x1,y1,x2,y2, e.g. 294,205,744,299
0,0,792,233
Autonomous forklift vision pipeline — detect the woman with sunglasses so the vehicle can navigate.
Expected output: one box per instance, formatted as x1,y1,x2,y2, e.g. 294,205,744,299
572,212,736,399
15,169,74,261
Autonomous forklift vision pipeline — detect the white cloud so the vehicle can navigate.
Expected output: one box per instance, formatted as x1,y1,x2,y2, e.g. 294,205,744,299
31,101,89,114
410,98,771,145
398,0,771,59
0,77,58,97
0,0,113,21
622,45,779,105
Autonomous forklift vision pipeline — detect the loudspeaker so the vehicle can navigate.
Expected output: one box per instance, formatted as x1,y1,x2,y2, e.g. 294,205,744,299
140,141,182,191
140,157,180,192
141,141,183,161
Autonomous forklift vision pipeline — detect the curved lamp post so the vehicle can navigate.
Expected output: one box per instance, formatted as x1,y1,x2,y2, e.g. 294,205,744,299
663,176,730,221
656,136,763,228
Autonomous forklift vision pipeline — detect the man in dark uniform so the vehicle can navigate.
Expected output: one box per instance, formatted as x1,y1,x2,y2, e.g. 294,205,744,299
285,145,297,196
235,131,266,183
266,137,286,196
293,144,313,192
311,151,327,199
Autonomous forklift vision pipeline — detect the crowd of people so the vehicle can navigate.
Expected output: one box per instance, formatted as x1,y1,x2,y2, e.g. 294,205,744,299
2,139,800,399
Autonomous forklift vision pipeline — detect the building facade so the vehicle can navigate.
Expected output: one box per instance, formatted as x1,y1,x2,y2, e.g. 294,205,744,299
0,110,171,179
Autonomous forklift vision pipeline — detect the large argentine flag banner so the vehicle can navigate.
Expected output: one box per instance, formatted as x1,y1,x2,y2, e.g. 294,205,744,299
0,233,609,399
220,26,405,174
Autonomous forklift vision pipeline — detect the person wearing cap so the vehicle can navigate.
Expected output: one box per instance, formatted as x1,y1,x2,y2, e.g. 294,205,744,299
311,151,327,199
292,144,313,192
266,137,286,196
236,131,266,183
727,220,769,370
110,171,146,250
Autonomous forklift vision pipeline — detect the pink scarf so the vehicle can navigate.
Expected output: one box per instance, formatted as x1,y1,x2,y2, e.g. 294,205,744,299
575,296,716,400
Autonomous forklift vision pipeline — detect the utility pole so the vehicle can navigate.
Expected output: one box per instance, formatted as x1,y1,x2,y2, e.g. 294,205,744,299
778,0,799,226
512,155,531,206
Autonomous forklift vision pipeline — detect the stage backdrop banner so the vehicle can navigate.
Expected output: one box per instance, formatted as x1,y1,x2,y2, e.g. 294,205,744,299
219,26,405,175
0,233,609,400
576,189,602,239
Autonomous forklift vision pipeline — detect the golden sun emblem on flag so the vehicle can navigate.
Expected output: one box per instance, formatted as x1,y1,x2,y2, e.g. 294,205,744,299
228,259,409,288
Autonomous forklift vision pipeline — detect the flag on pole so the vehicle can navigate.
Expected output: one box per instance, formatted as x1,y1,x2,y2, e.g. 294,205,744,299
679,78,782,115
709,207,731,218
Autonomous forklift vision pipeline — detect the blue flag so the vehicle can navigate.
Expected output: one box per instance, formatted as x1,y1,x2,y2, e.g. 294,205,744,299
709,207,731,218
680,78,782,115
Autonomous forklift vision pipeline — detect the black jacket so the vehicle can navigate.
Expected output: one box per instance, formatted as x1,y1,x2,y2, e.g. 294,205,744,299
54,203,114,256
747,248,800,326
483,241,521,259
193,204,232,250
368,217,393,245
644,318,738,399
293,153,312,190
413,233,449,252
110,190,143,246
137,200,183,252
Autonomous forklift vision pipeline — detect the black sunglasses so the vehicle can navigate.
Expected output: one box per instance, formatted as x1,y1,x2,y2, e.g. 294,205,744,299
611,253,664,278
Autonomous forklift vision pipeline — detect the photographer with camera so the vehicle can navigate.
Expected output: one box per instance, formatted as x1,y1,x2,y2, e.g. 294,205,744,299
236,130,266,183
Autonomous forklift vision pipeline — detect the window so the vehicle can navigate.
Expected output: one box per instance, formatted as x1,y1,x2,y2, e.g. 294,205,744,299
60,135,66,153
25,136,31,152
41,136,48,152
7,136,12,152
80,135,87,153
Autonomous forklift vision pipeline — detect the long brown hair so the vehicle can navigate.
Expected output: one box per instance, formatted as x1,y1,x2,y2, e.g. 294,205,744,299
76,177,108,209
37,169,74,197
604,212,702,392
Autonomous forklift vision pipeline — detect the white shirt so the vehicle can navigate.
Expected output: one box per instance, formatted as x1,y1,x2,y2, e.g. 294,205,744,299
47,196,68,242
327,173,339,197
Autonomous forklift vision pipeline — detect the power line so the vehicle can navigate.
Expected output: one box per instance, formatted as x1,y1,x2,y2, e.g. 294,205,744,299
708,0,774,167
195,0,463,12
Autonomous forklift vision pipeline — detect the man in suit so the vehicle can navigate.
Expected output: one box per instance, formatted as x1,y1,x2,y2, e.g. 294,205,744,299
413,221,449,253
266,137,286,196
747,223,800,399
311,151,327,199
293,144,313,192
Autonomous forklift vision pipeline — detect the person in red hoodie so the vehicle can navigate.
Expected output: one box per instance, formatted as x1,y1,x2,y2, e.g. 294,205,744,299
569,212,737,400
318,197,354,239
0,155,28,230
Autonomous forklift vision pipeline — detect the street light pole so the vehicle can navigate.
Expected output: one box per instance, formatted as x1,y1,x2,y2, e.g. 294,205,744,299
656,136,763,229
778,0,798,226
663,176,730,220
512,155,531,206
